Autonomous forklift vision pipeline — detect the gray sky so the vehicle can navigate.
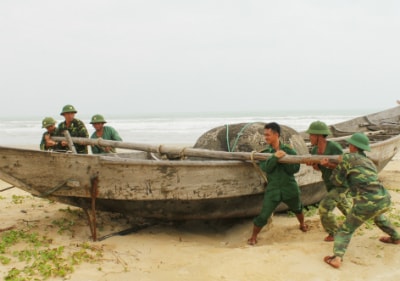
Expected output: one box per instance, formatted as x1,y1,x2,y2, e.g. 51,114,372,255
1,0,399,117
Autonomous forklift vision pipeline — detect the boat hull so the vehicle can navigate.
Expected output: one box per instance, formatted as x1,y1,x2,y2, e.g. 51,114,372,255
0,147,325,219
42,181,325,220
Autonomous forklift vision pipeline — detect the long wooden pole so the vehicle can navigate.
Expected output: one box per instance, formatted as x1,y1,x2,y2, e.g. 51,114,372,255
52,136,340,164
63,131,77,153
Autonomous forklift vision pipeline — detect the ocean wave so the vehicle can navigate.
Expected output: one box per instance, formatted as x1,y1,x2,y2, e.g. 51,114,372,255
0,113,356,146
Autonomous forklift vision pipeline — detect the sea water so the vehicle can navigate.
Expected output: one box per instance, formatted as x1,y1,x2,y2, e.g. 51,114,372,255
0,109,374,147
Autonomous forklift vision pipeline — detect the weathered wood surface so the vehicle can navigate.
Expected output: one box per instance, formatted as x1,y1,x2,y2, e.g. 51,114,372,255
0,146,277,218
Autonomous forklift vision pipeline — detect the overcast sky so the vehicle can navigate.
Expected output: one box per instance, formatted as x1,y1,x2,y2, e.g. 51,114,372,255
1,1,399,118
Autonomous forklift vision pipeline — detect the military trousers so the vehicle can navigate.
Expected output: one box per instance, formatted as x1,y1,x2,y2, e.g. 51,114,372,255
254,193,303,228
333,193,400,258
319,187,352,236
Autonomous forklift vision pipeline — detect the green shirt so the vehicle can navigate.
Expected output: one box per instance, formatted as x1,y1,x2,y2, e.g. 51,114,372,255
311,140,343,191
90,126,122,154
259,143,300,201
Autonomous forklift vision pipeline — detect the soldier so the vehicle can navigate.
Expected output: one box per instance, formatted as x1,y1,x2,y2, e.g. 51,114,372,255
57,104,89,154
305,121,351,242
90,114,123,154
247,122,308,246
323,133,400,269
40,117,59,151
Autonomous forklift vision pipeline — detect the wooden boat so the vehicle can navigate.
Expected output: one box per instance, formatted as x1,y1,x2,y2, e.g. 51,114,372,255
328,105,400,137
1,106,400,239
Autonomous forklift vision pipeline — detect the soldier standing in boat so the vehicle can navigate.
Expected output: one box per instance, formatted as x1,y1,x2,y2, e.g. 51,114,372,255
90,114,123,154
40,117,59,151
305,121,352,242
323,133,400,269
56,104,89,154
247,122,308,246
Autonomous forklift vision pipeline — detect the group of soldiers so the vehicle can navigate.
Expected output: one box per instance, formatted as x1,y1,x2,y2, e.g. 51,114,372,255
40,104,122,154
40,107,400,268
247,121,400,269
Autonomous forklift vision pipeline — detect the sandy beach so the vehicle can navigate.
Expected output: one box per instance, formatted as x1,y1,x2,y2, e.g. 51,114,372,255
1,156,400,281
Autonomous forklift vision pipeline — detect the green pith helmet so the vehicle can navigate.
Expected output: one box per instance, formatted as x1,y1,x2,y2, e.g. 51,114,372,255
60,104,77,115
346,132,371,151
42,117,56,128
90,114,107,124
306,120,332,135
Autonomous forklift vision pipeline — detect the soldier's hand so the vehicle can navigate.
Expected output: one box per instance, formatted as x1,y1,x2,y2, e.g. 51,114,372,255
320,158,329,166
304,159,314,166
274,150,286,159
311,163,320,171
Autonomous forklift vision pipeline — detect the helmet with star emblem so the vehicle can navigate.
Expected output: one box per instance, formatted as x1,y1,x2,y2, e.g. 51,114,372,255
41,117,56,128
60,104,77,115
90,114,107,124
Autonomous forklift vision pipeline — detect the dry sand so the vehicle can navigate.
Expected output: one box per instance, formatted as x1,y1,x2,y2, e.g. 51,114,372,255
1,157,400,280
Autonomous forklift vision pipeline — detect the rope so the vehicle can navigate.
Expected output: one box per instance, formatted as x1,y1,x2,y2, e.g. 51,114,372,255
180,147,187,159
225,122,267,185
250,151,268,185
225,124,231,152
226,123,254,152
232,123,254,152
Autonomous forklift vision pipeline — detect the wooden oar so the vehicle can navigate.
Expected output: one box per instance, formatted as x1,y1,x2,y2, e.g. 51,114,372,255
52,136,340,164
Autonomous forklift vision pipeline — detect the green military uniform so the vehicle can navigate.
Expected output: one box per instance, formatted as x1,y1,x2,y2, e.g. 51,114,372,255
40,131,58,151
331,151,400,258
253,143,302,227
91,126,123,154
57,119,89,154
40,117,59,151
311,141,352,236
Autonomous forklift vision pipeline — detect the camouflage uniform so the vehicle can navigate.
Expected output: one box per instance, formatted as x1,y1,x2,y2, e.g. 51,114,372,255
330,151,400,258
254,143,302,227
57,119,89,154
311,141,352,236
40,130,58,151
